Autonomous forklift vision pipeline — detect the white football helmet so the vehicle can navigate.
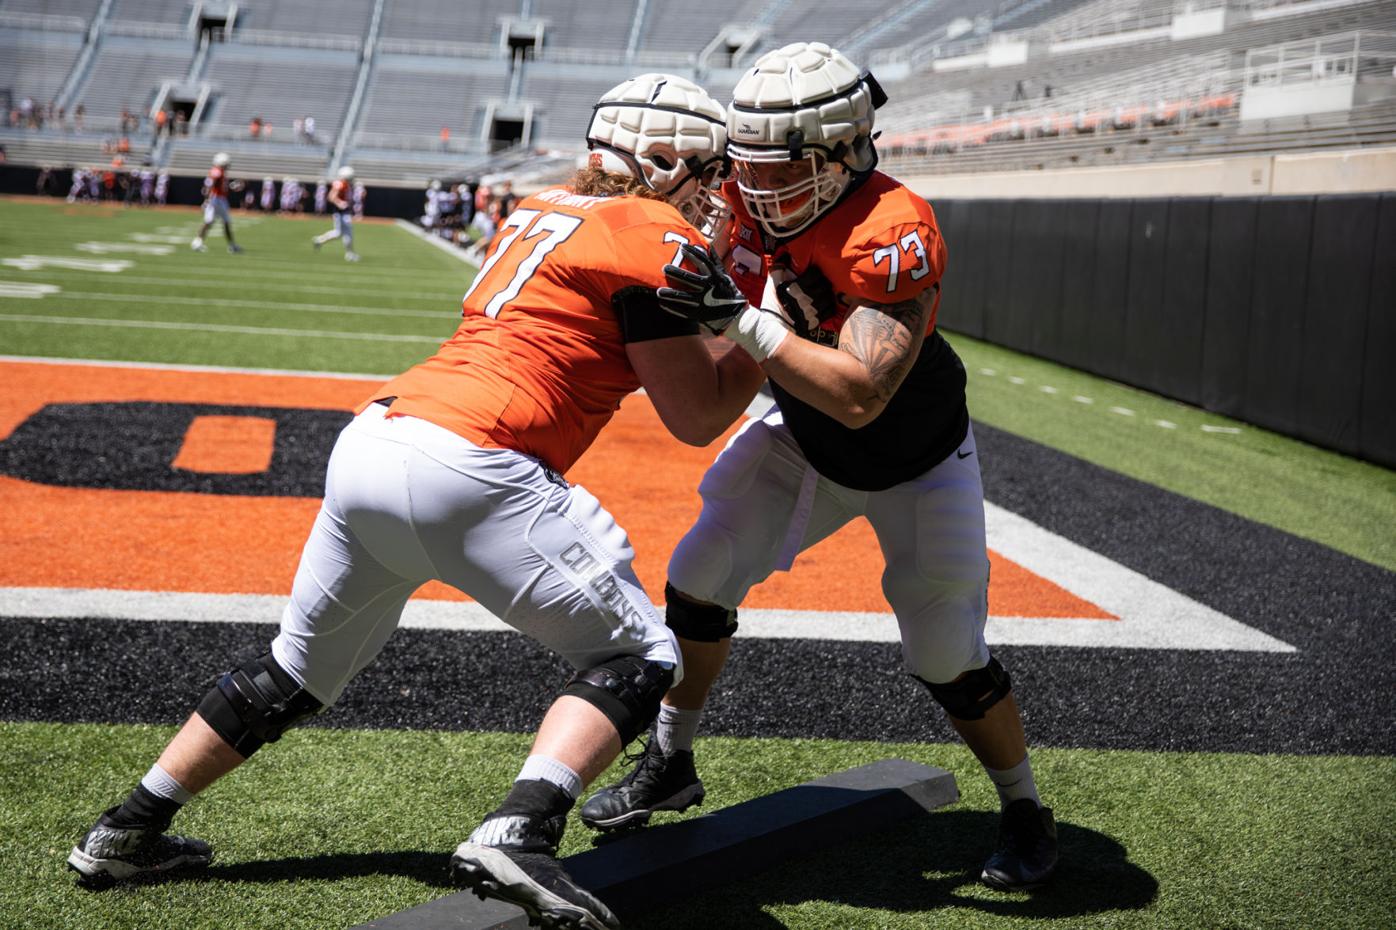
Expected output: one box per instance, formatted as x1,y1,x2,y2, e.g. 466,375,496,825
337,165,354,180
212,152,230,167
727,42,885,237
586,73,729,235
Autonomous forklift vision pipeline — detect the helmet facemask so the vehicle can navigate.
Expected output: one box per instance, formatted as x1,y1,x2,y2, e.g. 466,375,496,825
729,145,849,238
666,154,731,239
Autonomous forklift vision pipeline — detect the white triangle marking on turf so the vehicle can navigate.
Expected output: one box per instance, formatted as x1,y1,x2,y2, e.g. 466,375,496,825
0,282,61,298
2,255,132,272
75,242,175,255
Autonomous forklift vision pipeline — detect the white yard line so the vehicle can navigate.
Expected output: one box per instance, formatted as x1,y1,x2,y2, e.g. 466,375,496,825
0,353,392,380
0,314,442,343
393,219,480,267
24,273,456,301
54,291,454,320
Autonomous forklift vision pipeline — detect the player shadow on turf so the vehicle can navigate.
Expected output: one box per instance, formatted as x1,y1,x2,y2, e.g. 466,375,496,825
158,850,458,889
617,810,1158,927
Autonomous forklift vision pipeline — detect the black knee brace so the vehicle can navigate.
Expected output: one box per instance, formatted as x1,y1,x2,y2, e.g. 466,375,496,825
916,656,1012,721
561,655,675,745
664,582,738,643
196,652,324,758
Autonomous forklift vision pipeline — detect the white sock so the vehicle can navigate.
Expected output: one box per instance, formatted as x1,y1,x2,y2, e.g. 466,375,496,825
140,763,194,805
516,754,583,800
985,755,1041,809
655,703,703,755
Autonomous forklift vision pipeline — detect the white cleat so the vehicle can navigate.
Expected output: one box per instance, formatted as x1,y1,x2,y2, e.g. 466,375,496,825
345,251,360,262
190,238,206,252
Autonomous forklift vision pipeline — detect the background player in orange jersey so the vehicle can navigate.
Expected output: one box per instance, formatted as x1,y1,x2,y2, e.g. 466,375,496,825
311,165,360,261
191,152,241,253
67,74,764,930
581,43,1059,892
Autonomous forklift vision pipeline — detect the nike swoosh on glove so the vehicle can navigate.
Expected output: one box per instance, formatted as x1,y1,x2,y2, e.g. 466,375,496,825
657,243,749,336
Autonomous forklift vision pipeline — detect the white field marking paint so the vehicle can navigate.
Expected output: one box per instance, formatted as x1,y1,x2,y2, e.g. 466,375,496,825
1154,419,1178,429
394,218,481,268
0,314,443,343
3,255,132,273
1202,425,1242,434
979,367,997,376
1007,376,1026,385
75,242,174,256
1109,406,1136,416
51,273,454,301
60,291,455,320
0,282,61,298
1072,395,1094,404
0,503,1294,653
981,503,1293,652
0,354,392,380
1039,385,1059,394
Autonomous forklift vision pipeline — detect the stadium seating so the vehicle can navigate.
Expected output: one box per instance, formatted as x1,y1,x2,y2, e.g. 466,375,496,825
2,0,1392,186
0,31,83,104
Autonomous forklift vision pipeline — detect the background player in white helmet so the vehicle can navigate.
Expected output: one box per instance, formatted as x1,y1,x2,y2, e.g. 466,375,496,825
312,166,360,261
66,73,763,930
581,42,1060,892
191,152,241,253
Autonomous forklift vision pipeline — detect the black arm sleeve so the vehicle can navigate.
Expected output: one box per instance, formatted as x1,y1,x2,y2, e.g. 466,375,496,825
612,286,701,343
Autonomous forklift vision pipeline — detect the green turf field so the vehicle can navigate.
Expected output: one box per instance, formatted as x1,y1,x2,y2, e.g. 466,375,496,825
2,198,1393,930
2,722,1391,930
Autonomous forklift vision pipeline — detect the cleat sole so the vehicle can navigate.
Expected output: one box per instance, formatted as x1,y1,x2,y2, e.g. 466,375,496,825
450,845,618,930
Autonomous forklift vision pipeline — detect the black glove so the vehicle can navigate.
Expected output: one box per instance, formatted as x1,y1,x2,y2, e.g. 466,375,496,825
657,243,749,337
770,261,839,340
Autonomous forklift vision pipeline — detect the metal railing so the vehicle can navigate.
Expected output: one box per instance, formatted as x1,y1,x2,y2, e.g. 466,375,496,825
230,29,362,52
376,36,498,58
0,11,88,31
1244,30,1396,86
102,20,189,40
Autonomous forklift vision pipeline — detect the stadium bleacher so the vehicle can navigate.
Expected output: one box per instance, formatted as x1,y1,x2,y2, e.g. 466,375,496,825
0,0,1392,186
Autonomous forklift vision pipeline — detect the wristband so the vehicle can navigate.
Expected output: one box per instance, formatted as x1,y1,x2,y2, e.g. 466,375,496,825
723,304,789,363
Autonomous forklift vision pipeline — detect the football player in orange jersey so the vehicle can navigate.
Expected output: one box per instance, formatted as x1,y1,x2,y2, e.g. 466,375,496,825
67,74,763,930
191,152,242,253
311,165,360,261
581,43,1059,892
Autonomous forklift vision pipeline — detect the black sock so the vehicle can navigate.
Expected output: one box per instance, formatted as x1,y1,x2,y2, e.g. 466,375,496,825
496,778,575,821
103,784,182,832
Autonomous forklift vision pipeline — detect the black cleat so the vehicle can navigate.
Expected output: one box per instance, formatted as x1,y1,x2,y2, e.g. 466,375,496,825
981,799,1058,891
451,809,619,930
67,807,212,887
579,739,704,833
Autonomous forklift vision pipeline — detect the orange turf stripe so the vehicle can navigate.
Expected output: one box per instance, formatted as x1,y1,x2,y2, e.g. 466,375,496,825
172,415,277,474
0,360,1113,619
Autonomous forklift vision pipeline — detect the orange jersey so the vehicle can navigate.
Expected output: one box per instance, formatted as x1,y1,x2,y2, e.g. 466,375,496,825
725,170,965,492
206,166,227,198
329,179,351,211
731,170,949,340
368,188,703,473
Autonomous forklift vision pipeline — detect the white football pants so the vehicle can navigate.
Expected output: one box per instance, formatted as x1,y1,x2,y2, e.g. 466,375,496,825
202,195,231,225
270,404,679,705
667,407,991,685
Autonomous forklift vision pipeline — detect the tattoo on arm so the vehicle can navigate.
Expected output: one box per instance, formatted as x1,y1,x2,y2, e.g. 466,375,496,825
838,294,931,403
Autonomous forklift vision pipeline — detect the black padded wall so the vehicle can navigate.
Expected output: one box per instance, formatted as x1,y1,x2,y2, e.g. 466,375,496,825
1055,199,1101,373
1360,193,1396,465
1201,197,1258,417
930,193,1393,468
1297,195,1378,452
